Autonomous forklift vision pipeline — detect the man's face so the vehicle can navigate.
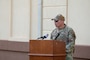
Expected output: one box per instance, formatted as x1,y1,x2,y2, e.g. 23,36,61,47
54,20,64,28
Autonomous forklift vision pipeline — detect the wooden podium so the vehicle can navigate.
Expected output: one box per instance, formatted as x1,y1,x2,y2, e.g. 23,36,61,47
29,40,66,60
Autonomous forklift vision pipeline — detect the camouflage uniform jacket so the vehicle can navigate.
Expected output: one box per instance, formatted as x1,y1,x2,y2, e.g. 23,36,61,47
51,24,76,53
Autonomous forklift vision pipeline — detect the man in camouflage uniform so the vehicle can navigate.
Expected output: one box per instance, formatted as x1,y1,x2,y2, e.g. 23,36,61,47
51,14,76,60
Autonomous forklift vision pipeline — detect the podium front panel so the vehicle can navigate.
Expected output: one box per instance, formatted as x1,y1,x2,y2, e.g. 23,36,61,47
30,40,53,54
29,40,66,60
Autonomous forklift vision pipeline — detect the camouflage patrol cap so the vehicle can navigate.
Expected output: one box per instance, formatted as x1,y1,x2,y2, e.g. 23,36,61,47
51,14,65,21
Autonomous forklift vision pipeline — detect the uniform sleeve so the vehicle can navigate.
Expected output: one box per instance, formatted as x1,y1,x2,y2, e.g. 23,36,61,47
66,29,76,53
50,29,56,40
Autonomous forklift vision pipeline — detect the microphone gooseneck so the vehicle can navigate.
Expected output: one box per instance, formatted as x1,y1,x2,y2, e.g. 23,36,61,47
54,33,60,40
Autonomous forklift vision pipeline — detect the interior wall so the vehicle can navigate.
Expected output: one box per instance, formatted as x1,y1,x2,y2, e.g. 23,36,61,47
42,0,90,46
0,0,90,60
0,0,11,40
0,0,90,45
68,0,90,45
30,0,38,39
11,0,30,41
0,0,31,42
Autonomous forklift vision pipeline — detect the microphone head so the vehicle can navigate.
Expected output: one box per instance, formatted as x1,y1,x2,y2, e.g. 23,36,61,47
43,34,49,38
37,34,49,39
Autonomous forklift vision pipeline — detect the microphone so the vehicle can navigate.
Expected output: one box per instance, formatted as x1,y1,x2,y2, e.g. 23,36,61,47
37,34,49,39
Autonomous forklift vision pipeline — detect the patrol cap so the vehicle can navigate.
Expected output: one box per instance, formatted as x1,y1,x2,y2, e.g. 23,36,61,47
51,14,65,21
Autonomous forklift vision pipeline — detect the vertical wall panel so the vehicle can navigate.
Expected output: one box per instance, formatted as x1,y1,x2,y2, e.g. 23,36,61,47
0,0,31,42
68,0,90,45
30,0,38,39
0,0,11,40
10,0,30,41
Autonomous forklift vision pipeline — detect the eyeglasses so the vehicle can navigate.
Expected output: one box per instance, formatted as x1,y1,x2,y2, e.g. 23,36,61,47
54,20,59,22
54,20,64,22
